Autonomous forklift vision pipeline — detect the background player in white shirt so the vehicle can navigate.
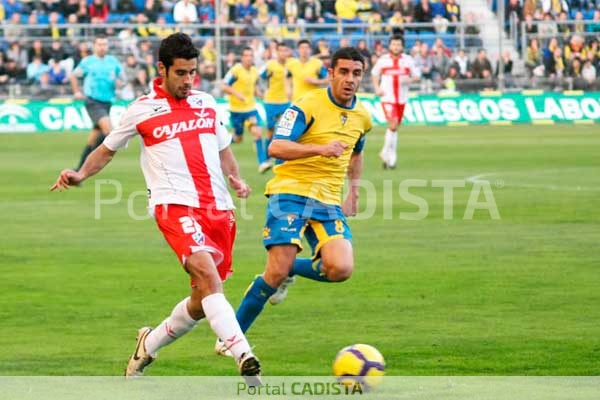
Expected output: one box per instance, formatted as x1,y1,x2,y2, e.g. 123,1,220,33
51,33,261,385
371,35,421,169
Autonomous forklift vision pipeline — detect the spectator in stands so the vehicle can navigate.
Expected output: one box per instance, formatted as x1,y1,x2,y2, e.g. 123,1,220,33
26,55,50,85
414,42,434,92
522,0,539,18
3,13,25,44
525,38,543,77
173,0,199,23
542,0,568,18
433,13,449,33
565,35,588,65
89,0,110,23
117,0,137,13
386,11,405,36
6,42,28,73
432,45,450,83
0,58,26,86
253,0,270,24
414,0,434,32
557,11,573,42
72,41,90,68
76,0,91,23
121,54,149,99
397,0,414,23
48,41,73,71
265,14,285,39
538,13,558,44
588,10,600,34
452,48,470,78
470,48,493,80
356,39,372,70
463,11,482,48
581,58,597,89
356,0,376,23
505,0,522,35
28,40,51,65
282,16,302,40
236,0,257,22
314,38,331,61
47,61,70,87
368,11,384,34
3,0,26,18
523,14,538,37
335,0,361,24
46,11,67,40
544,46,565,79
444,0,460,33
299,0,324,24
59,0,80,17
26,13,47,37
146,0,163,22
496,50,515,88
144,15,177,38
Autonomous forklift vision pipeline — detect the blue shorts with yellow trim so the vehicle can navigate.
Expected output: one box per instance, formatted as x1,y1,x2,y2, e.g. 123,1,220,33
230,110,262,136
263,194,352,259
264,102,290,130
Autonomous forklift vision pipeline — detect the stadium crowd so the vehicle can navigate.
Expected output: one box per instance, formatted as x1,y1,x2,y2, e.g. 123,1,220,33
0,0,599,98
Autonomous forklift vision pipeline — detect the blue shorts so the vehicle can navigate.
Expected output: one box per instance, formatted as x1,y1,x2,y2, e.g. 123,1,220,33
263,194,352,259
230,110,262,136
264,102,291,130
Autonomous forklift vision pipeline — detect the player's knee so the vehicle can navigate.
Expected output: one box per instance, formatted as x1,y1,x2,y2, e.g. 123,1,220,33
323,261,354,282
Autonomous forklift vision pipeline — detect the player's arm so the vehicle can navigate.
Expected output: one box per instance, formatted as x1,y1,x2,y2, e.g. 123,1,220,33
50,145,116,191
371,60,384,96
221,69,245,101
220,146,251,198
70,64,84,99
268,106,347,160
342,135,366,217
305,65,328,86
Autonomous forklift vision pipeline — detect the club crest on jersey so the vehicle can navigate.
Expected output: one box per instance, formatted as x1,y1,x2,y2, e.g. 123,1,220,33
340,112,348,126
188,95,204,107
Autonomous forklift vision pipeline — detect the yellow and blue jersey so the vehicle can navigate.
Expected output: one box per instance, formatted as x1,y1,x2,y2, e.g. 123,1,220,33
223,62,259,113
260,59,289,105
286,57,328,102
265,87,372,205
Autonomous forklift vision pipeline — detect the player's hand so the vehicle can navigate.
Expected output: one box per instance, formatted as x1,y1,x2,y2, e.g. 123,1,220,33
228,175,251,198
74,90,84,100
50,169,84,191
342,190,359,217
375,87,384,97
320,141,348,158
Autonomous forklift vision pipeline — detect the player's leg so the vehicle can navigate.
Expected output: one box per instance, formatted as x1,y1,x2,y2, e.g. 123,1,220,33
235,195,306,332
286,218,354,283
386,104,405,169
248,112,271,172
230,112,244,143
76,100,111,170
379,102,396,169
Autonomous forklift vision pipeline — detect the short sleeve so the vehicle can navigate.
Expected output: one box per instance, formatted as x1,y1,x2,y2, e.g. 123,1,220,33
103,104,139,151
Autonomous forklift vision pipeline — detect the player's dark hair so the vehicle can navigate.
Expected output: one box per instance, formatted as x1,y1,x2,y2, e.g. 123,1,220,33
331,47,365,70
297,39,311,48
159,32,199,71
389,34,404,46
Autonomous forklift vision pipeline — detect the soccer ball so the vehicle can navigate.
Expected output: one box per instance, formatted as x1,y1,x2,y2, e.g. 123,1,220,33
332,344,385,391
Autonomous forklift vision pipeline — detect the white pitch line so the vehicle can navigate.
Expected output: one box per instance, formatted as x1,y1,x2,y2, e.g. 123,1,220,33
465,172,600,192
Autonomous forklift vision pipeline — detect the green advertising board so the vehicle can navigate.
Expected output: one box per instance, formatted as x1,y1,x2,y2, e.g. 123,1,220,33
1,91,598,133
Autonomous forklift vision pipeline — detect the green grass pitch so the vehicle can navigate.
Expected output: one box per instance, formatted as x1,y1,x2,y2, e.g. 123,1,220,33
0,124,599,376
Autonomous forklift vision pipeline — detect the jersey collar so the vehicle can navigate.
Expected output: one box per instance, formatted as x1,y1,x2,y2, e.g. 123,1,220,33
327,87,356,110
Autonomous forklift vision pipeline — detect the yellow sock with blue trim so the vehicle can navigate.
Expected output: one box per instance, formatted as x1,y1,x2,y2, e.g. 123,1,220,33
291,258,331,282
235,276,277,333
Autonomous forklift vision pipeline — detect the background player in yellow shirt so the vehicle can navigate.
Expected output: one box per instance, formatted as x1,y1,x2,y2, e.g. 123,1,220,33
222,46,272,173
286,39,329,102
259,41,292,151
216,47,372,351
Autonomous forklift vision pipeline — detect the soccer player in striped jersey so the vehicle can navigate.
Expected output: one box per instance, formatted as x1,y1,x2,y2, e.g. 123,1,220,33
51,33,262,385
371,35,420,169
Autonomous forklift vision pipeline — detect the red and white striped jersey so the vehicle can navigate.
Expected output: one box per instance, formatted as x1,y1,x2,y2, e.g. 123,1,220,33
371,53,420,104
104,78,234,210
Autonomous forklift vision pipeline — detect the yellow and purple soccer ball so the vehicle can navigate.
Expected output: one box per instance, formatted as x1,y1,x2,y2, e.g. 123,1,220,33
332,344,385,391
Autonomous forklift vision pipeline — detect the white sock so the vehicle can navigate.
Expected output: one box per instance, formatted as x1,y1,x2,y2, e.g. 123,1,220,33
202,293,251,360
144,297,199,357
381,129,394,157
388,131,398,166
